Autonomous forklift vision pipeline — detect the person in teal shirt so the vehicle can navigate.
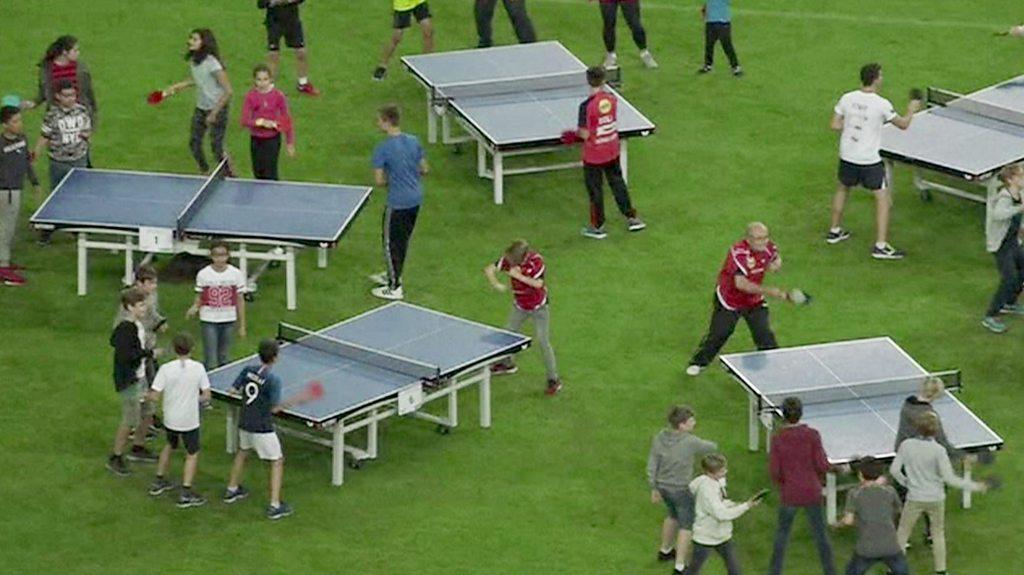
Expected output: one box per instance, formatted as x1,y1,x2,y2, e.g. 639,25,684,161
700,0,742,76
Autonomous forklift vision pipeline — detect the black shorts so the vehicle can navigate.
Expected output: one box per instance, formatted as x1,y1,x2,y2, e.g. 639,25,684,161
166,427,201,455
266,5,305,51
838,159,886,191
393,2,431,29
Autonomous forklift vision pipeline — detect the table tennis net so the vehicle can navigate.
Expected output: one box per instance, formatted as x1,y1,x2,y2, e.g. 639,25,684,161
763,370,961,410
435,70,584,101
278,323,441,381
176,158,230,234
928,87,1024,127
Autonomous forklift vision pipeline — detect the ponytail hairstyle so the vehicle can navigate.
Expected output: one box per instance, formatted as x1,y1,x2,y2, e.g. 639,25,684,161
997,163,1023,189
186,28,222,66
40,35,77,66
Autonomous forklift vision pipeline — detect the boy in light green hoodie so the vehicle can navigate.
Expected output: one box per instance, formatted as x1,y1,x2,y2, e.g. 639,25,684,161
647,406,718,574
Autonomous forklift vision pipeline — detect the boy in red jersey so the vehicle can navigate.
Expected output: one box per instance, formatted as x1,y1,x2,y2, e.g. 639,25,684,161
569,66,644,239
484,239,561,395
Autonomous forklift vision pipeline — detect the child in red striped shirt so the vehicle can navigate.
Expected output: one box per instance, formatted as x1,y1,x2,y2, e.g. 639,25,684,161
240,64,295,180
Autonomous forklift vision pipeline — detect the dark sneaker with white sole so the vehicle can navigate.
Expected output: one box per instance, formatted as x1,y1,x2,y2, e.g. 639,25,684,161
871,243,905,260
627,217,647,232
127,445,158,463
581,226,608,239
825,229,851,244
177,491,207,509
106,455,131,477
149,478,174,496
223,485,250,504
267,502,294,520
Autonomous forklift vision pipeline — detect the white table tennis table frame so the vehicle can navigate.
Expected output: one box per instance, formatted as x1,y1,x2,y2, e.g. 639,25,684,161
727,343,988,524
222,357,504,486
883,159,1000,204
49,227,328,311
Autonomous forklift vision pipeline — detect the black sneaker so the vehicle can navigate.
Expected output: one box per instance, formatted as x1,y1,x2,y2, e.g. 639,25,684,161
372,66,387,81
148,477,174,496
106,455,131,477
732,66,744,77
545,378,563,396
223,485,250,504
697,65,712,74
825,228,851,244
177,490,207,509
871,243,905,260
657,549,675,562
267,501,294,520
127,445,158,463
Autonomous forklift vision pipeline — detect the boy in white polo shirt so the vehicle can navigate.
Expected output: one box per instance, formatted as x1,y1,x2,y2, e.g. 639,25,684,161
827,63,921,260
187,241,247,369
146,333,210,507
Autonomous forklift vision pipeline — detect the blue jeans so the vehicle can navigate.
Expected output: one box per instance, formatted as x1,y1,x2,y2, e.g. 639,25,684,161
683,540,741,575
769,504,836,575
201,321,235,370
845,553,909,575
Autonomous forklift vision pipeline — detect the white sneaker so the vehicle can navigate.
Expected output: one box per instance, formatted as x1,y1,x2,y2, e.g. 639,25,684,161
639,50,658,69
371,285,404,300
685,365,703,376
603,52,618,69
368,271,388,286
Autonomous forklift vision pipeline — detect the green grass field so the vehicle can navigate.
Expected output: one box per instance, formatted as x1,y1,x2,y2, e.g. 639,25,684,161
2,1,1022,573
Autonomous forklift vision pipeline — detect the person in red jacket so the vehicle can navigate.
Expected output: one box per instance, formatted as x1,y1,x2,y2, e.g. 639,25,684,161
768,397,837,575
240,64,295,180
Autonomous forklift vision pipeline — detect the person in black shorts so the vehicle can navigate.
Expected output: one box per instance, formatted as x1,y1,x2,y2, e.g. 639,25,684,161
475,0,537,49
374,0,434,81
259,0,320,96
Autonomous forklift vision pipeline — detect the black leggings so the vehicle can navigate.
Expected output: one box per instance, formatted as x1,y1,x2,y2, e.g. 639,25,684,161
584,159,635,229
689,295,777,367
986,232,1024,317
474,0,537,48
682,540,741,575
250,134,281,180
704,22,739,67
383,205,419,289
600,0,647,52
189,107,228,173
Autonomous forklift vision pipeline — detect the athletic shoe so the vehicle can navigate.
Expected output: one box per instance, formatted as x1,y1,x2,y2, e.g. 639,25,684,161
148,477,174,496
657,549,675,562
177,491,207,509
732,66,744,77
639,50,659,69
627,217,647,232
127,445,158,463
545,378,563,396
825,228,851,244
581,226,608,240
871,243,905,260
297,82,321,96
697,65,712,74
372,66,387,81
0,268,26,286
1000,303,1024,315
685,365,703,376
267,501,294,520
368,271,389,286
223,485,250,504
982,316,1007,334
490,363,519,376
603,52,618,69
371,285,404,300
106,455,131,477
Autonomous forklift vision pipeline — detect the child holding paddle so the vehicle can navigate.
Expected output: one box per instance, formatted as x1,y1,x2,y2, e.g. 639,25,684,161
240,64,295,180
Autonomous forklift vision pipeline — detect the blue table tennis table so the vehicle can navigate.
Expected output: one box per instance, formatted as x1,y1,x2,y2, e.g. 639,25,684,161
721,337,1003,523
30,160,371,309
402,41,656,204
207,302,531,486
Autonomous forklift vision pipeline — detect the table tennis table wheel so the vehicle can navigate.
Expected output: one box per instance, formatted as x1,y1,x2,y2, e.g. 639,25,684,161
919,189,933,202
348,458,364,470
244,292,255,303
435,424,451,435
453,143,464,156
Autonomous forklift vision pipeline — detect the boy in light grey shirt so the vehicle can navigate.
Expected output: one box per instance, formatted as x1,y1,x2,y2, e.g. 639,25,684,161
647,405,718,574
838,456,908,575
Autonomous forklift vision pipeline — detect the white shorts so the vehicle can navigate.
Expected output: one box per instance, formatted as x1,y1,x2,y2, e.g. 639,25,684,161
239,430,283,461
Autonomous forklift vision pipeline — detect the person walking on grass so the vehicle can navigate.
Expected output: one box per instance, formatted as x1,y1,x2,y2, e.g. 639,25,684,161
374,0,434,81
240,64,296,180
592,0,658,70
683,453,762,574
0,106,40,286
258,0,321,96
699,0,741,76
982,163,1024,333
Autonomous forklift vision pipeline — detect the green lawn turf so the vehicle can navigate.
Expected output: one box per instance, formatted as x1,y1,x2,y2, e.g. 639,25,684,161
1,1,1022,573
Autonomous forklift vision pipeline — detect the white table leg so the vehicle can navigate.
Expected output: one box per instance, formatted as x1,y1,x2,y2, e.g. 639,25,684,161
477,140,487,177
426,88,437,144
493,153,504,205
77,233,88,296
368,412,379,459
621,139,630,183
884,159,895,194
826,472,837,524
317,246,327,269
123,237,135,286
332,424,345,486
748,394,759,451
285,247,297,310
480,370,492,428
225,406,238,454
448,388,459,428
963,458,973,509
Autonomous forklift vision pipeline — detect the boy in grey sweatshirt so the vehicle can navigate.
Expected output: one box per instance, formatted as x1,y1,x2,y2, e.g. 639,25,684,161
647,405,718,574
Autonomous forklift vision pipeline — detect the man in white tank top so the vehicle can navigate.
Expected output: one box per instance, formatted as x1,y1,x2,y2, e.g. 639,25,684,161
826,63,921,260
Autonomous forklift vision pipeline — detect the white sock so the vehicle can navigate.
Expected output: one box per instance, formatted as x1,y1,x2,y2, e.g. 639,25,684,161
298,77,308,85
830,226,842,233
674,562,685,572
659,547,673,554
875,241,888,249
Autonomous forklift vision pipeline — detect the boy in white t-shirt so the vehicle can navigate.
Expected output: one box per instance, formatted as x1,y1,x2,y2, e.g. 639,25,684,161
186,241,247,370
146,333,211,508
827,63,921,260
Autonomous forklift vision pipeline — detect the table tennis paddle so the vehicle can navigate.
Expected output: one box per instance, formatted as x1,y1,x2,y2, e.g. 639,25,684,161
751,488,770,502
788,288,812,306
981,475,1002,491
560,130,583,145
908,88,924,101
306,380,324,401
147,90,167,105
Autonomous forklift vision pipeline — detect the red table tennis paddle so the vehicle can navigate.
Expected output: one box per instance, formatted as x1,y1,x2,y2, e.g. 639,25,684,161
307,380,324,401
560,130,583,145
147,90,167,105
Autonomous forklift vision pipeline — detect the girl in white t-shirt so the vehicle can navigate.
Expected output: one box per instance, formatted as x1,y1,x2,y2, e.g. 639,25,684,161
187,241,247,369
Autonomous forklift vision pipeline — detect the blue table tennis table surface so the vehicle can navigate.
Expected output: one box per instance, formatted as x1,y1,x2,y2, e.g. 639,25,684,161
721,337,1003,463
30,168,372,245
207,302,531,425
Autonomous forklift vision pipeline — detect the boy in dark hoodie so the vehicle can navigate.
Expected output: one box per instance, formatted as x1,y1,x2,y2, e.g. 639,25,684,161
646,405,718,574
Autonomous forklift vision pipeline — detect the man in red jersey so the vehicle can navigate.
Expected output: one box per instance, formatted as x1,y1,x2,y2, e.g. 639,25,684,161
569,66,645,239
686,222,793,376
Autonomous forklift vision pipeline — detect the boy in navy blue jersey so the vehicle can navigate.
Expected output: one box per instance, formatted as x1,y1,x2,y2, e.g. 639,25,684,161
223,339,309,519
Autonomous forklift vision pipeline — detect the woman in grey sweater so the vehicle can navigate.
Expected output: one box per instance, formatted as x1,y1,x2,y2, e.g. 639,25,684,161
982,163,1024,333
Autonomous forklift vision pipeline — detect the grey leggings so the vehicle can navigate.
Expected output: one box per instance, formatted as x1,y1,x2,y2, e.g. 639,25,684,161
190,107,229,173
0,189,20,266
506,304,558,380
